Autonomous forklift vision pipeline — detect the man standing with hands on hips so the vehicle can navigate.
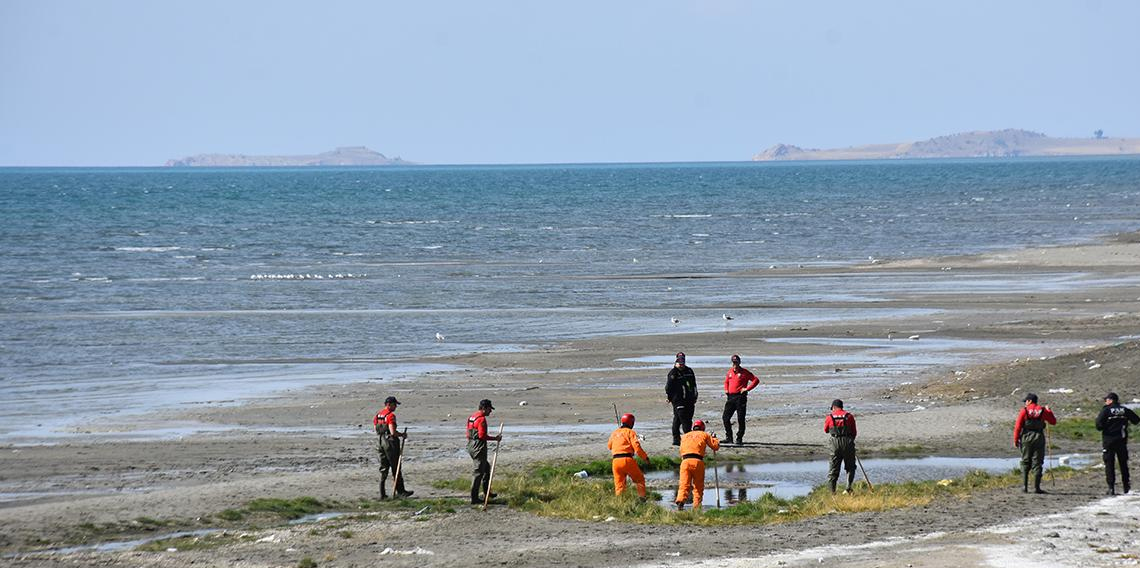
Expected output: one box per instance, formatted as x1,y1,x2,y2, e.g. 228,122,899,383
666,351,698,446
722,354,759,445
1096,392,1140,495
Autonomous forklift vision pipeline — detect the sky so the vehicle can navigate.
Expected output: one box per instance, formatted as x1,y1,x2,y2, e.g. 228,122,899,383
1,0,1138,166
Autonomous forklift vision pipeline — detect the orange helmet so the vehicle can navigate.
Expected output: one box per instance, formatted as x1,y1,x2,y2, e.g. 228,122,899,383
692,419,705,431
620,413,635,427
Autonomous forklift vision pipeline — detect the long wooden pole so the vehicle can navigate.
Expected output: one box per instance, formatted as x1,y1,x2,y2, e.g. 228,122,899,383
712,447,721,509
1045,424,1055,487
855,452,874,492
391,427,408,497
482,423,505,511
612,403,620,424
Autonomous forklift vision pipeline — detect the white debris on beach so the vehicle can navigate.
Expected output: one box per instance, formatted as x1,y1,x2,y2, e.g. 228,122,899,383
1047,388,1074,394
380,546,434,555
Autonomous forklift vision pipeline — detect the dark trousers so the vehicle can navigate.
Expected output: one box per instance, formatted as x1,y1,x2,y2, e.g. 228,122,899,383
828,436,857,490
671,402,695,444
722,393,748,442
378,438,406,496
1103,438,1131,489
471,449,491,501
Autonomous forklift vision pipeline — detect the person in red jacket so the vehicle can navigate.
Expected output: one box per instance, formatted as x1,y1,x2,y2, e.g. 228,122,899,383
467,399,503,504
722,354,759,445
374,396,412,499
1013,393,1057,494
824,399,858,493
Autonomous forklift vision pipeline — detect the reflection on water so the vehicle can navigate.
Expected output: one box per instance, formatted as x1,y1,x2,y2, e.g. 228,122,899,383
647,455,1034,506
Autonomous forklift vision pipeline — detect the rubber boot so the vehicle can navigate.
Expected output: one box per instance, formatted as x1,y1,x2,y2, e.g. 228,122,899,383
379,474,389,500
1021,470,1029,493
829,480,837,494
845,471,856,493
1034,474,1046,494
1107,484,1116,496
1124,481,1131,494
471,479,482,504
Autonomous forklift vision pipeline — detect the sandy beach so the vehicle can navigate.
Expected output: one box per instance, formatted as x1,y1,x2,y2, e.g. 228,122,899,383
4,233,1140,567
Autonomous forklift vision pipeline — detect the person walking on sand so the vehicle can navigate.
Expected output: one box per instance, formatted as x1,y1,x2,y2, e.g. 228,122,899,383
675,419,720,511
1013,393,1056,494
722,354,759,445
608,413,650,498
666,351,699,446
1096,392,1140,495
374,396,413,499
824,399,858,494
467,399,503,504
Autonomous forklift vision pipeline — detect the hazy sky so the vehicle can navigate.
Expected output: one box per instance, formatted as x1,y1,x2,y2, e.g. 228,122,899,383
2,1,1138,166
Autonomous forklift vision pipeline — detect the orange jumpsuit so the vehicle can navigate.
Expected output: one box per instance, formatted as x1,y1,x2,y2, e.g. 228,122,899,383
608,426,650,497
676,430,720,511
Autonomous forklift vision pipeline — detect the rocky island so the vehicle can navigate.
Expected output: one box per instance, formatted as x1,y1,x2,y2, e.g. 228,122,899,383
753,129,1140,161
165,146,413,167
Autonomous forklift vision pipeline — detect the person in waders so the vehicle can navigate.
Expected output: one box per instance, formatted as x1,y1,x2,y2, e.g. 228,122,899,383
467,399,503,504
722,354,758,445
374,396,413,499
608,413,650,498
666,351,698,446
1096,392,1140,495
824,399,858,494
1014,393,1056,494
675,419,719,511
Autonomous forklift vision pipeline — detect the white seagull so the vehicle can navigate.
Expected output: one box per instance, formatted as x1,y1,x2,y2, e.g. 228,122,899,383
722,314,734,321
435,332,446,342
670,317,681,327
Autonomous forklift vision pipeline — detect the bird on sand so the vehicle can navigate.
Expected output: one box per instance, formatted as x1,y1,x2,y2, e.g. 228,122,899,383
722,314,734,321
671,317,681,326
435,332,446,342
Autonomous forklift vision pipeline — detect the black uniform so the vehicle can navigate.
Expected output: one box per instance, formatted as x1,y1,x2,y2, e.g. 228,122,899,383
666,365,698,445
1096,402,1140,493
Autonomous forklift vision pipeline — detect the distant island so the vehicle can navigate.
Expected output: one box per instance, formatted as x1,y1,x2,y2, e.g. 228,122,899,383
753,129,1140,161
164,146,414,167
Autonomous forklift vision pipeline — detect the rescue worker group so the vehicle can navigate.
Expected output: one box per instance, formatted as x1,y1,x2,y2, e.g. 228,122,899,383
374,352,1140,511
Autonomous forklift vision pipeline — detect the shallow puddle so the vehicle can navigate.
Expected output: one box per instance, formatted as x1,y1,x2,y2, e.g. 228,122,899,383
645,455,1083,506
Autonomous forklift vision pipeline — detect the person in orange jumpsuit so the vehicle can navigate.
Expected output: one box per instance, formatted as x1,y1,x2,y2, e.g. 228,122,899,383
608,413,650,497
675,419,720,511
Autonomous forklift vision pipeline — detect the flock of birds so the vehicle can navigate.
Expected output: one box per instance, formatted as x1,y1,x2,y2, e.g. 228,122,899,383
249,273,366,280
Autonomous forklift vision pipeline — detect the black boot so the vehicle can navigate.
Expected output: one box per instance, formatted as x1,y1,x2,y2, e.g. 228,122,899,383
1107,485,1116,496
1034,474,1046,494
471,480,481,504
845,471,856,493
1124,481,1131,494
380,473,389,499
1022,470,1029,493
829,480,837,494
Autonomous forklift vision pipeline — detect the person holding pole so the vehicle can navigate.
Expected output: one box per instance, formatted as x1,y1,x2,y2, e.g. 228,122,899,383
1014,393,1057,494
675,419,719,511
467,399,502,505
1096,392,1140,495
824,399,858,494
608,412,650,498
666,352,698,446
374,396,413,499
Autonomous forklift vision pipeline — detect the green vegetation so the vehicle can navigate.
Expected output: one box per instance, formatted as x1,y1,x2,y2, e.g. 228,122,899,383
876,444,926,455
134,532,249,552
1050,417,1098,441
217,509,245,522
246,497,328,520
487,459,1079,526
298,556,318,568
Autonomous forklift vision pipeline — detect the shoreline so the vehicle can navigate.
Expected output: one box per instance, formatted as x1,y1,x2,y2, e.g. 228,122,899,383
3,230,1140,564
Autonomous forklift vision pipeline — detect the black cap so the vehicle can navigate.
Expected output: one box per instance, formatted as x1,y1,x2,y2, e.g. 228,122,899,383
479,398,494,410
385,396,400,405
1106,392,1120,403
731,354,741,363
831,399,844,409
675,352,686,363
1023,393,1038,403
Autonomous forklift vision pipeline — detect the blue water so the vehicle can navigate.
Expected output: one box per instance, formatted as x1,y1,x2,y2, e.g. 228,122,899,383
2,158,1140,439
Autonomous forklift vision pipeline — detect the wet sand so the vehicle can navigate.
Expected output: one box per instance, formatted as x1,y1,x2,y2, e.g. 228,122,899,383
4,233,1140,566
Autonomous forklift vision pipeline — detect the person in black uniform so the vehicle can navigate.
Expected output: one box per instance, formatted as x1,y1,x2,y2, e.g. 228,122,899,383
665,352,698,446
1096,392,1140,495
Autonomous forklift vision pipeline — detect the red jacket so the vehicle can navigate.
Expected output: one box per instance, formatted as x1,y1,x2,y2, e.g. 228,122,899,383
724,366,759,394
1013,403,1056,444
467,411,490,440
824,410,857,438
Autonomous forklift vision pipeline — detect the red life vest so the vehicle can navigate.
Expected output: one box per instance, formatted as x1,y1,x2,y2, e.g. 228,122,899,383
467,411,485,441
1023,406,1046,432
375,407,395,437
829,412,853,437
